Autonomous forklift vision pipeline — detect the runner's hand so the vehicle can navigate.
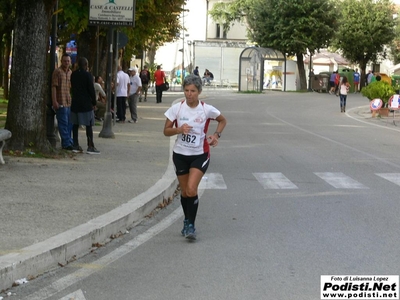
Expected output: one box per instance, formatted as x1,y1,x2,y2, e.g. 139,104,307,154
207,135,218,147
180,123,192,135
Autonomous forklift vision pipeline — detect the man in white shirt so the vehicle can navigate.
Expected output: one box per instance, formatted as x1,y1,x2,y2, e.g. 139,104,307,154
128,67,142,123
116,66,130,123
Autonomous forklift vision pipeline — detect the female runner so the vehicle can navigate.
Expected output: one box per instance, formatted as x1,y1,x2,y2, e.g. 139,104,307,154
164,74,227,240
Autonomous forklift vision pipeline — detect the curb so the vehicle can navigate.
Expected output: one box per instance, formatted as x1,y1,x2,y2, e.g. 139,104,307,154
0,138,178,292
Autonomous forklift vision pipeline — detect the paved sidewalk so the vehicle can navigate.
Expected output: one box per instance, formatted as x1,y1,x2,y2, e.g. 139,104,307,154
0,93,183,291
347,103,400,130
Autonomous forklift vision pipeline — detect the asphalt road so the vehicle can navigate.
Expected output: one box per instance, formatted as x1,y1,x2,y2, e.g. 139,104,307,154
8,90,400,300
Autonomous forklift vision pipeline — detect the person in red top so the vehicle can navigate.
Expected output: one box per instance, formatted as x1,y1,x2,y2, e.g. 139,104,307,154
334,71,340,96
154,65,166,103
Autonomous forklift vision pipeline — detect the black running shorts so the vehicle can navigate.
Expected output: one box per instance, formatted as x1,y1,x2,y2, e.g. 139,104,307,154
173,152,210,176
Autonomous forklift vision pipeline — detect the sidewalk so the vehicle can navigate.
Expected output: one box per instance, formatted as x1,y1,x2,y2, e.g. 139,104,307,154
0,94,182,291
348,103,400,129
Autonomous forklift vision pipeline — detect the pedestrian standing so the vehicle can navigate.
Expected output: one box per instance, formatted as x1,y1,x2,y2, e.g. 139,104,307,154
128,67,142,123
52,53,73,150
193,66,200,76
334,71,340,96
154,65,166,103
70,57,100,154
353,68,360,93
116,66,130,123
163,74,227,240
339,76,350,113
139,65,151,102
94,76,106,121
329,71,336,94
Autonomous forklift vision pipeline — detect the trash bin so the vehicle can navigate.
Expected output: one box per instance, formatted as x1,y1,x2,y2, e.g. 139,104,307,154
377,73,391,84
312,74,329,92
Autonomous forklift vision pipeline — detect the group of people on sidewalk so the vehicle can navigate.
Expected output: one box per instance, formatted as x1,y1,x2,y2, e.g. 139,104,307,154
52,53,162,152
52,53,100,154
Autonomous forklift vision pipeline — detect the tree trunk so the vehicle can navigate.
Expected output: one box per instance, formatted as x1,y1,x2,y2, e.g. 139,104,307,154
296,53,307,90
77,27,98,72
3,32,12,99
0,38,3,89
5,0,55,151
359,60,367,91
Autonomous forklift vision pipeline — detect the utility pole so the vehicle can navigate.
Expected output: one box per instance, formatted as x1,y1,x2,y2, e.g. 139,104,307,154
182,4,185,86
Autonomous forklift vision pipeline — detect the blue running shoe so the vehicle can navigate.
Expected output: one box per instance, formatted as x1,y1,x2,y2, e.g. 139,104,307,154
181,219,189,236
185,224,196,240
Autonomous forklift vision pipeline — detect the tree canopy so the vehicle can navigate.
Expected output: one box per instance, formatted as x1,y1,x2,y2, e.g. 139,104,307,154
57,0,185,69
333,0,396,84
210,0,338,90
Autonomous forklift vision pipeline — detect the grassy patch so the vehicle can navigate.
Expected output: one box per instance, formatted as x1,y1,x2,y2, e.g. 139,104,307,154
285,89,310,93
4,148,80,159
238,90,264,94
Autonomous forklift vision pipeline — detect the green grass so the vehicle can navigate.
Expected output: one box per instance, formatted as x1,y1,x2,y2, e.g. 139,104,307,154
238,90,264,94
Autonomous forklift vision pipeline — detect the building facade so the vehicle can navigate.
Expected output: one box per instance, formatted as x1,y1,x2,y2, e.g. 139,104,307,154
154,0,249,85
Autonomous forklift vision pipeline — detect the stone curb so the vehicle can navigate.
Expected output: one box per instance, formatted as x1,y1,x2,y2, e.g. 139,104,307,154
0,138,177,292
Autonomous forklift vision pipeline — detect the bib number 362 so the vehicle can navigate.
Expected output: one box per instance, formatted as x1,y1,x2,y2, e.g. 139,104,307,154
180,133,200,148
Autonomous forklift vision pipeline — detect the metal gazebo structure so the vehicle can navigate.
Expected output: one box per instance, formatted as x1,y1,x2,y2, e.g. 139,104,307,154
239,47,287,92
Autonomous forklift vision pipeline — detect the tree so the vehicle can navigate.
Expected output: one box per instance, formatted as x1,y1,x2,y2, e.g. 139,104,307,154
333,0,396,87
4,0,185,152
389,13,400,65
0,0,16,98
5,0,56,151
57,0,185,73
210,0,338,90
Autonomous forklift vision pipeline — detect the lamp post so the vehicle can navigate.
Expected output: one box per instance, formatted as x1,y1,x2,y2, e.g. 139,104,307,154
308,50,313,92
187,40,192,73
181,5,185,86
99,27,115,139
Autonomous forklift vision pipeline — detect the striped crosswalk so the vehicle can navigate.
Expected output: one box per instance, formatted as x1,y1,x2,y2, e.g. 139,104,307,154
314,172,368,189
253,172,298,189
200,172,400,190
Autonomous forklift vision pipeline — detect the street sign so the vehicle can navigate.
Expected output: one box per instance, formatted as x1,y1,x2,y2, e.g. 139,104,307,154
89,0,135,27
389,94,400,110
370,98,383,111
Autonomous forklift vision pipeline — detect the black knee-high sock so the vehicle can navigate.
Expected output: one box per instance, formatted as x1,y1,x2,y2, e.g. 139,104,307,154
186,195,199,226
86,126,94,147
72,124,79,146
181,196,189,220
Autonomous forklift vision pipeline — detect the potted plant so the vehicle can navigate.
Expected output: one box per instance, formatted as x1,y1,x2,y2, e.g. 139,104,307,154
361,81,395,117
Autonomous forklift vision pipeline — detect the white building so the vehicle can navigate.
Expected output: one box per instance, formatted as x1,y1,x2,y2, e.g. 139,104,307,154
154,0,249,85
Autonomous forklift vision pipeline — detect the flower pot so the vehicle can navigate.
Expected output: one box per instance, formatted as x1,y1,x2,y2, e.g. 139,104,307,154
379,107,390,117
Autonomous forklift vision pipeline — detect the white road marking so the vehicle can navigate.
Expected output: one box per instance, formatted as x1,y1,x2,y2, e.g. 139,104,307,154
199,173,227,189
59,289,87,300
23,187,206,300
22,208,184,300
376,173,400,186
314,172,368,189
253,172,298,189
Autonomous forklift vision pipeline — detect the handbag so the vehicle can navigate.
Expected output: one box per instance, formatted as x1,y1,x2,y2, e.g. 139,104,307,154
161,81,169,91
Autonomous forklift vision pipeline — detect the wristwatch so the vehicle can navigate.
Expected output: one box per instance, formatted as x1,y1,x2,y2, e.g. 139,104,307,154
214,132,221,138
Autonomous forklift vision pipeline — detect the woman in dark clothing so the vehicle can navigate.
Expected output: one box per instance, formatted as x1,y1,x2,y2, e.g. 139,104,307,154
70,57,100,154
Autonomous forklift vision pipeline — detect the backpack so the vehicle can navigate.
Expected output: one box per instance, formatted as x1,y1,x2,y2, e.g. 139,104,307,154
140,70,149,83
